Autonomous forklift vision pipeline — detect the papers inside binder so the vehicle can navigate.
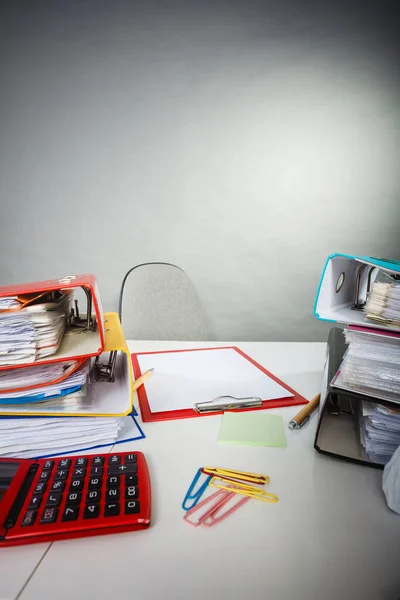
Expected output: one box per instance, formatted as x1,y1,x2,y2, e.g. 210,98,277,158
0,351,132,417
0,276,105,368
0,291,72,365
136,347,294,413
0,360,81,392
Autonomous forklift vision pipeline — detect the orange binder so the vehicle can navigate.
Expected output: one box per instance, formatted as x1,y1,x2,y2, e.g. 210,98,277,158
0,358,88,394
0,274,105,370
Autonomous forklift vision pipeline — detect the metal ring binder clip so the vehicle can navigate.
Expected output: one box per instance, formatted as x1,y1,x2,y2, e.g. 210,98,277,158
352,265,377,310
56,275,97,333
59,280,114,383
67,288,97,334
90,351,118,383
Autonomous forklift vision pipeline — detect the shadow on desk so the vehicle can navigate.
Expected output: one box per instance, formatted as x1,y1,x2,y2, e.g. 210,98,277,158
311,453,400,600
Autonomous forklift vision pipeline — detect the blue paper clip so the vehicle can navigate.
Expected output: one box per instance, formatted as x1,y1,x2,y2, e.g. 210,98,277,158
182,468,212,511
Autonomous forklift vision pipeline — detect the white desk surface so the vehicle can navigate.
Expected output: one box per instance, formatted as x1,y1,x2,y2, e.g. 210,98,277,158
2,341,400,600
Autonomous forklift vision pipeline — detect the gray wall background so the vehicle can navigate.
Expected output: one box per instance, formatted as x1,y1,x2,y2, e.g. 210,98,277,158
0,0,399,341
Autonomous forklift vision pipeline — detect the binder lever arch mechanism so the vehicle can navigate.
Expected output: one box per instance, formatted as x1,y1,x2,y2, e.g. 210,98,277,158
68,290,97,333
90,351,117,383
88,312,129,385
352,257,400,311
57,275,97,334
352,264,377,311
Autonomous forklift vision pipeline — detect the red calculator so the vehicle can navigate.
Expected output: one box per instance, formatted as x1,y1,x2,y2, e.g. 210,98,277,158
0,451,151,546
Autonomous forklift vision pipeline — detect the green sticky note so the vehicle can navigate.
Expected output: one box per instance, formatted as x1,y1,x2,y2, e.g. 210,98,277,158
218,412,286,447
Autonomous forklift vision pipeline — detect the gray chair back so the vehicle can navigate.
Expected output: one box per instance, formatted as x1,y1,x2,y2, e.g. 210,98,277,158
119,262,208,340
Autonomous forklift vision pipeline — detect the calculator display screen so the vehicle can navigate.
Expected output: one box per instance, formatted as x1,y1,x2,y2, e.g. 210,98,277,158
0,462,20,503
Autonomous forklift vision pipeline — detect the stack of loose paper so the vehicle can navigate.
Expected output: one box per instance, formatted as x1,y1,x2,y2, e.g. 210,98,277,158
0,291,71,365
364,272,400,328
332,327,400,403
358,401,400,465
0,415,144,459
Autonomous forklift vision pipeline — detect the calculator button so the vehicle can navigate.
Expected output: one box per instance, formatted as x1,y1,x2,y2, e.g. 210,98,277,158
59,459,71,468
75,457,88,467
108,464,137,476
54,469,69,480
88,477,102,490
92,456,104,466
69,479,84,492
43,460,54,470
125,486,139,499
90,466,103,477
66,492,82,505
125,500,140,514
34,481,47,494
86,489,101,503
39,470,51,481
22,509,37,526
107,476,120,488
104,503,120,517
40,507,58,524
125,474,138,486
84,504,100,519
46,493,62,507
29,494,42,509
62,506,79,521
106,488,120,502
108,455,121,465
72,467,86,478
51,480,65,493
124,454,137,463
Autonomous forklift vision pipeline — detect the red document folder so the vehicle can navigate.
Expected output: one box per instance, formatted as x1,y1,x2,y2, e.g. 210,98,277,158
131,346,307,423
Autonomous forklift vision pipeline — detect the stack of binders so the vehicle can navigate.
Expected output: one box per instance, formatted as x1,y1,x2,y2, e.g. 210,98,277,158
0,275,144,458
313,254,400,468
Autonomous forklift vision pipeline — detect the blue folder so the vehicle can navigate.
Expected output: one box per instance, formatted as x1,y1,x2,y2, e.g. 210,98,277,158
0,385,82,405
0,406,145,459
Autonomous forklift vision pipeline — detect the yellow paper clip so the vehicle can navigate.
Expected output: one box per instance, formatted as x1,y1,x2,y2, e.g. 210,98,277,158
202,467,268,485
209,477,279,504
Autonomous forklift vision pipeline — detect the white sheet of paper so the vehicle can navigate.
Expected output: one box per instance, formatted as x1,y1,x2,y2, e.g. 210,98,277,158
136,347,293,413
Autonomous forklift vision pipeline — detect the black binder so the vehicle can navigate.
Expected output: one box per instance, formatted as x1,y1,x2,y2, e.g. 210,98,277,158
314,327,399,469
